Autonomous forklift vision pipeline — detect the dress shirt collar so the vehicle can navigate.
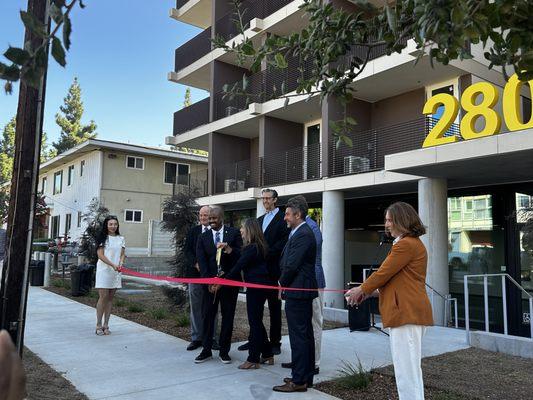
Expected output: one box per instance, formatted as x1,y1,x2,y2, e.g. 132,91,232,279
289,221,306,238
201,224,210,233
212,225,224,242
393,234,404,244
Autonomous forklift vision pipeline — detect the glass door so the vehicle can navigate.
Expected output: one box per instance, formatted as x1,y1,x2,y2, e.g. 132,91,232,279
304,123,321,180
512,192,533,336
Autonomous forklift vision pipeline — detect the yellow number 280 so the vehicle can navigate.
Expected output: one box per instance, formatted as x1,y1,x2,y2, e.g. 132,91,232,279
422,74,532,148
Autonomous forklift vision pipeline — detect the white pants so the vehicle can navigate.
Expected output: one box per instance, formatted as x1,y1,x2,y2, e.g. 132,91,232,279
311,291,324,367
389,324,426,400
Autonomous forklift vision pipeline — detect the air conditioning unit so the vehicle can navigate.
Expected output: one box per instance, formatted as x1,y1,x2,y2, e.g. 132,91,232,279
223,179,246,192
344,156,370,174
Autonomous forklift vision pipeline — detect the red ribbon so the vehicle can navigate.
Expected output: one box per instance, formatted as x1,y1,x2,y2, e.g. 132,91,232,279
120,267,348,293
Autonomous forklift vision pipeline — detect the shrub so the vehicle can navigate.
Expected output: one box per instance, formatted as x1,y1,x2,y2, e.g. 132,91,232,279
160,286,188,307
175,313,190,327
127,303,145,313
150,308,169,320
51,278,71,290
114,298,127,307
334,358,373,390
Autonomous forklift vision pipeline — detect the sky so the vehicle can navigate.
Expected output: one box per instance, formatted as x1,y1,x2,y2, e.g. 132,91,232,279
0,0,208,148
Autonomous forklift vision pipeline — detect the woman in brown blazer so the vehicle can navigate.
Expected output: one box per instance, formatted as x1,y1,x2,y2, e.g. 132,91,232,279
346,202,433,400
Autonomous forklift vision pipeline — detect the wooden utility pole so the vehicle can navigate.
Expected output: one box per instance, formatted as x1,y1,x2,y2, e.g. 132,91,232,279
0,0,49,354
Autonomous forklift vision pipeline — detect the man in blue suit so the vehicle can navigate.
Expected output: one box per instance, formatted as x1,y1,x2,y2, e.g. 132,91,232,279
273,196,317,393
195,206,242,364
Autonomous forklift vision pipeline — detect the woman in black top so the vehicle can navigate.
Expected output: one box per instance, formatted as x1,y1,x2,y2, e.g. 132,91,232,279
226,218,274,369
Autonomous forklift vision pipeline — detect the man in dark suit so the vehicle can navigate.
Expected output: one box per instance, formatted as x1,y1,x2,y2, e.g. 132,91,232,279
273,195,318,393
184,206,211,351
238,188,289,355
195,206,242,364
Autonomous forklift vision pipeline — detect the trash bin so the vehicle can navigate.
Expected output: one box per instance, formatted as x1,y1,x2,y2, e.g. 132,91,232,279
29,260,45,286
71,263,95,296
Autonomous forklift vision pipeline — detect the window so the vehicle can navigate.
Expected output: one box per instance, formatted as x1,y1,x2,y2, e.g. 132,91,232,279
65,213,72,235
124,209,143,223
51,215,60,238
41,177,47,193
126,156,144,170
53,171,63,194
164,162,177,184
67,165,74,186
80,160,85,176
177,164,190,185
164,162,190,185
77,211,82,228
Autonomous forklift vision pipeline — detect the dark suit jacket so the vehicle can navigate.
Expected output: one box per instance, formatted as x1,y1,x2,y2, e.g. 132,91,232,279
184,224,205,278
226,244,271,285
196,225,242,279
279,223,318,300
258,209,290,280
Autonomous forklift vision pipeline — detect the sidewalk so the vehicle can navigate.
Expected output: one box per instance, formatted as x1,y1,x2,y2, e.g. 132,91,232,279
25,288,469,400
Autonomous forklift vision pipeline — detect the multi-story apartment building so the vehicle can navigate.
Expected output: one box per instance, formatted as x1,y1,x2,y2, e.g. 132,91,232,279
167,0,533,336
39,139,207,256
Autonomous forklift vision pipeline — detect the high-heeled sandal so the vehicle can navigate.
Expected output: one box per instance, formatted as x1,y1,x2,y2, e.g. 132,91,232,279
238,361,260,369
102,326,111,335
260,356,274,365
95,327,105,336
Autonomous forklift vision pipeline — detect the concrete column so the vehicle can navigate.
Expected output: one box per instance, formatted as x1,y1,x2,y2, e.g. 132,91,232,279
322,190,345,308
418,178,449,326
256,198,266,218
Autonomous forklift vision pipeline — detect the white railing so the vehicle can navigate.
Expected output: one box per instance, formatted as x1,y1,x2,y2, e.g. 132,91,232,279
464,273,533,344
362,268,459,328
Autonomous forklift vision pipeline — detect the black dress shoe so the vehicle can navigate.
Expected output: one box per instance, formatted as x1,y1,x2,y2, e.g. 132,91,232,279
219,354,232,364
237,342,249,351
273,382,307,392
187,341,202,351
194,351,212,363
283,377,313,388
281,362,293,369
212,342,220,351
271,343,281,355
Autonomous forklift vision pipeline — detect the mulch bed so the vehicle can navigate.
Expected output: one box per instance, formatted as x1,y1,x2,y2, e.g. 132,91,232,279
316,347,533,400
23,348,88,400
44,277,346,343
41,279,533,400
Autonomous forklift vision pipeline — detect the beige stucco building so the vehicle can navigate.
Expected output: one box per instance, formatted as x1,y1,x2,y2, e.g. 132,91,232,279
38,139,207,256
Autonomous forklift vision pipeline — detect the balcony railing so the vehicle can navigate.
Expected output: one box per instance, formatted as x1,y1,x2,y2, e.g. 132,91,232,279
214,158,260,194
330,117,460,176
175,27,212,72
212,142,321,194
173,97,210,136
261,142,322,187
215,0,294,42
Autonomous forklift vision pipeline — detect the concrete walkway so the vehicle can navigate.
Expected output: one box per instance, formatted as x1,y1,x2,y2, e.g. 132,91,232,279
25,288,469,400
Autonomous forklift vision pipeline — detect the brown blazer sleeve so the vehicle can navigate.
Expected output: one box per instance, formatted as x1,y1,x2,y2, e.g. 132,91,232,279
360,239,413,295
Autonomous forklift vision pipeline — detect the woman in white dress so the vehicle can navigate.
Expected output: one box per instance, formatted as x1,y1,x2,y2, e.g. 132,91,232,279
95,216,125,335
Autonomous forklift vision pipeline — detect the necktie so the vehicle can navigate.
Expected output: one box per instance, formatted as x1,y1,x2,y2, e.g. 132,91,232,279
215,231,220,245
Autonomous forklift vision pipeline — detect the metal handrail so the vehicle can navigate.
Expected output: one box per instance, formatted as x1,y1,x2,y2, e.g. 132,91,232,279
362,268,459,328
464,273,533,344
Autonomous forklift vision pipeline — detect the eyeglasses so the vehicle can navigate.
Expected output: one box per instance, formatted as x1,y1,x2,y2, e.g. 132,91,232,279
261,197,274,200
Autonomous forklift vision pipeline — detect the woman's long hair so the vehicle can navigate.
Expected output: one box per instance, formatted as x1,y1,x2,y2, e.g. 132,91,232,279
386,202,426,238
96,216,120,248
241,218,268,257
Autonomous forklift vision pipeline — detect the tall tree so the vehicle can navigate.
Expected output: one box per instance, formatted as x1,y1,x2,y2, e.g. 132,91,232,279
53,77,97,154
0,117,16,184
40,132,57,162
